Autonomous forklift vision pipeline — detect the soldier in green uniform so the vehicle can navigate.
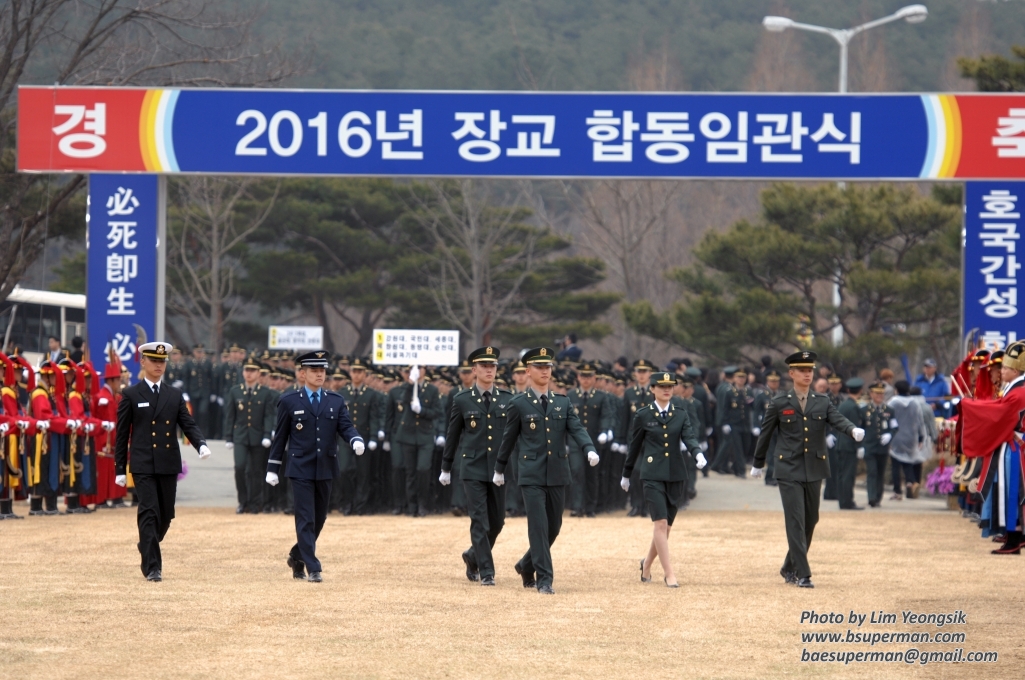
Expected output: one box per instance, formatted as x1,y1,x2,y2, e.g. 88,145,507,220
504,360,528,518
446,360,475,516
388,365,443,517
223,354,277,513
440,347,513,585
822,374,845,501
184,344,213,437
621,372,703,587
494,347,597,595
835,378,865,510
623,359,655,516
751,351,864,588
567,362,616,518
712,367,748,477
752,370,783,486
859,382,898,508
164,348,186,390
340,358,381,515
677,376,706,501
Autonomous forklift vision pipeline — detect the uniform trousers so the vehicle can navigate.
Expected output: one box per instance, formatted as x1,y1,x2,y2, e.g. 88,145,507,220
450,454,466,509
333,443,357,511
568,445,599,513
133,473,178,576
516,484,565,589
823,446,840,500
776,479,821,579
836,450,858,508
462,479,506,578
400,441,434,512
865,453,889,505
712,430,745,476
290,478,332,573
505,455,525,514
352,444,374,514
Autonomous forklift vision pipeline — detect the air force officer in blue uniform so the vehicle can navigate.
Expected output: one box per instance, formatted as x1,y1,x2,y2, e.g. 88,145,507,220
266,351,364,582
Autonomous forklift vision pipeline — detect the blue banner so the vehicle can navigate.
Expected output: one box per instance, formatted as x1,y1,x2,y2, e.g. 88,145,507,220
86,174,158,379
963,181,1025,349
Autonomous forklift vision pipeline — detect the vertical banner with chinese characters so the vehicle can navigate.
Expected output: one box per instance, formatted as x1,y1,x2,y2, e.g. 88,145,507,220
87,174,158,379
963,181,1024,350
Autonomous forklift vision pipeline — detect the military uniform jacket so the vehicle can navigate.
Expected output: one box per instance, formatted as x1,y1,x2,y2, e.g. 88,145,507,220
567,387,616,443
442,385,513,481
753,390,857,482
223,383,276,447
859,402,897,455
495,390,596,487
114,381,206,476
835,398,862,454
622,386,654,440
623,402,701,482
387,381,442,445
267,389,362,481
716,383,748,429
184,358,212,399
680,396,706,443
218,363,240,399
340,384,381,440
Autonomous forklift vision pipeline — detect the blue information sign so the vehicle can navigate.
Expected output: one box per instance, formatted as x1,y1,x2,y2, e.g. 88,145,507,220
86,174,158,378
963,181,1025,348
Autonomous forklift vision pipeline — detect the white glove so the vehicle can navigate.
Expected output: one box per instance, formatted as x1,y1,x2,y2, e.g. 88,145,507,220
66,419,79,431
620,476,630,492
492,472,505,486
37,420,50,431
857,447,865,459
172,380,184,389
435,435,445,447
587,451,599,466
880,433,892,446
750,466,764,479
411,398,422,414
752,427,761,436
597,432,608,444
409,365,420,384
225,442,234,450
115,475,127,487
606,429,614,442
826,434,836,448
722,424,731,435
17,420,30,430
98,397,109,406
680,440,687,451
383,441,391,452
84,422,95,433
439,470,451,486
261,438,271,448
183,393,191,403
353,440,365,456
368,440,378,451
102,421,114,432
266,471,279,486
705,427,713,436
0,423,7,436
210,394,217,403
699,441,708,452
218,397,225,406
852,427,865,442
696,452,707,469
198,444,212,459
377,430,385,441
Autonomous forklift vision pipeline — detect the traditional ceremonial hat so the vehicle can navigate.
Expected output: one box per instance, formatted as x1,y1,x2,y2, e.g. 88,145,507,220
1003,341,1025,372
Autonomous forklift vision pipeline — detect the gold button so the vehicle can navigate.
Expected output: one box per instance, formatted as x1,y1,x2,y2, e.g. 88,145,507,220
153,444,157,448
804,438,808,442
488,436,492,440
665,452,669,457
804,427,808,431
166,421,170,425
647,456,653,462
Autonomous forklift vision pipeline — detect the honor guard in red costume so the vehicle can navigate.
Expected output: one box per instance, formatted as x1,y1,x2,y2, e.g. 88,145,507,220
0,352,33,519
80,350,125,509
59,357,94,513
28,361,73,515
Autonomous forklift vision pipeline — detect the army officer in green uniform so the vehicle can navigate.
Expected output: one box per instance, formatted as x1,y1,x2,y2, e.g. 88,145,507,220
621,372,703,588
494,347,597,595
440,347,513,586
751,351,864,588
859,382,898,508
224,354,277,513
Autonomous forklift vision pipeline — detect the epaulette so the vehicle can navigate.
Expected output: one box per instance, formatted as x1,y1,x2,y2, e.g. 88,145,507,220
496,387,512,395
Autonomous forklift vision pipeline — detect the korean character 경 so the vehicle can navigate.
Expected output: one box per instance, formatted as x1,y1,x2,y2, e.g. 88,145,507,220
753,112,808,163
53,103,106,158
640,112,695,163
586,110,639,162
699,112,748,163
810,112,861,164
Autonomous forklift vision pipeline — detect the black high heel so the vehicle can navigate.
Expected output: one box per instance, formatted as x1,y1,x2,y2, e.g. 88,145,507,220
639,559,650,583
664,577,679,588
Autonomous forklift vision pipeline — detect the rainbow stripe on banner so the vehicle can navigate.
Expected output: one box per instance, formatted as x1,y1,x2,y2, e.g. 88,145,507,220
919,95,962,179
139,89,180,172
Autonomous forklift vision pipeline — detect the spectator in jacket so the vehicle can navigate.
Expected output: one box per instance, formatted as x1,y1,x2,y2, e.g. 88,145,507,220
913,358,949,417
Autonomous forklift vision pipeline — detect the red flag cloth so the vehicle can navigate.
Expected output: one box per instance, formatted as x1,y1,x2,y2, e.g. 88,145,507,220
974,370,995,401
961,388,1025,458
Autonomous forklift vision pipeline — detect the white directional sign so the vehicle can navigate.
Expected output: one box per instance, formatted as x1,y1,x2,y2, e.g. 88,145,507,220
373,329,459,366
268,325,323,350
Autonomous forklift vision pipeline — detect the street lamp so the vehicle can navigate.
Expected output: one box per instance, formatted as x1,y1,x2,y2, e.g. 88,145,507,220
761,4,927,345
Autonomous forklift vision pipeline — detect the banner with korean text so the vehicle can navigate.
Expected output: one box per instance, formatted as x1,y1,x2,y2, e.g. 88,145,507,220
86,174,158,378
17,87,1025,180
963,181,1024,349
373,329,459,366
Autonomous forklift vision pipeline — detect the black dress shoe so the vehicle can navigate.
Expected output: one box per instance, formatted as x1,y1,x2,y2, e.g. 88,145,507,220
797,577,814,588
537,585,555,595
991,542,1022,555
417,507,428,518
585,511,596,518
780,567,797,584
236,505,244,514
480,576,495,586
462,551,480,582
514,562,536,588
840,505,865,511
287,556,306,580
765,478,778,486
146,570,162,582
627,507,640,517
570,510,582,517
308,571,323,582
391,507,403,515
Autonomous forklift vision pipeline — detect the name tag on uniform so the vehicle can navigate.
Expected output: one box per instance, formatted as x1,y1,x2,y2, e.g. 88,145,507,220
294,410,305,415
782,409,795,416
138,402,150,408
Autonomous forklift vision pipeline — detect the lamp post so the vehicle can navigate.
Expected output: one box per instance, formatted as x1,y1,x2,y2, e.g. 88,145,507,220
762,4,928,346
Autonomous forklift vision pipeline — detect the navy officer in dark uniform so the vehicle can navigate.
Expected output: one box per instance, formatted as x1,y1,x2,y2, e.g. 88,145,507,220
266,350,364,582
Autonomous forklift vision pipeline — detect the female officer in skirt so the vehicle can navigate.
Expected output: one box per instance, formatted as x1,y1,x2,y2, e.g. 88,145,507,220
621,372,704,587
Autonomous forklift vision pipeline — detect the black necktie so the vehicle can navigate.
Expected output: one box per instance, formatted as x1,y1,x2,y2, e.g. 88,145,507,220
483,391,491,409
152,382,159,396
540,394,548,411
312,391,320,408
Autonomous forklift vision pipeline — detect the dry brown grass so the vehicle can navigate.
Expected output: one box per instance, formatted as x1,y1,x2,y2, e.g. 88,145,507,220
0,507,1021,679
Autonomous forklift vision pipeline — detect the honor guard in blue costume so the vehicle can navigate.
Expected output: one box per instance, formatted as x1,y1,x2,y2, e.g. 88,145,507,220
266,350,364,582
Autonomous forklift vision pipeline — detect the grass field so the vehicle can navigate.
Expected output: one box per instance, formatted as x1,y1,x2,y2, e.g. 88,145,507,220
0,507,1020,679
